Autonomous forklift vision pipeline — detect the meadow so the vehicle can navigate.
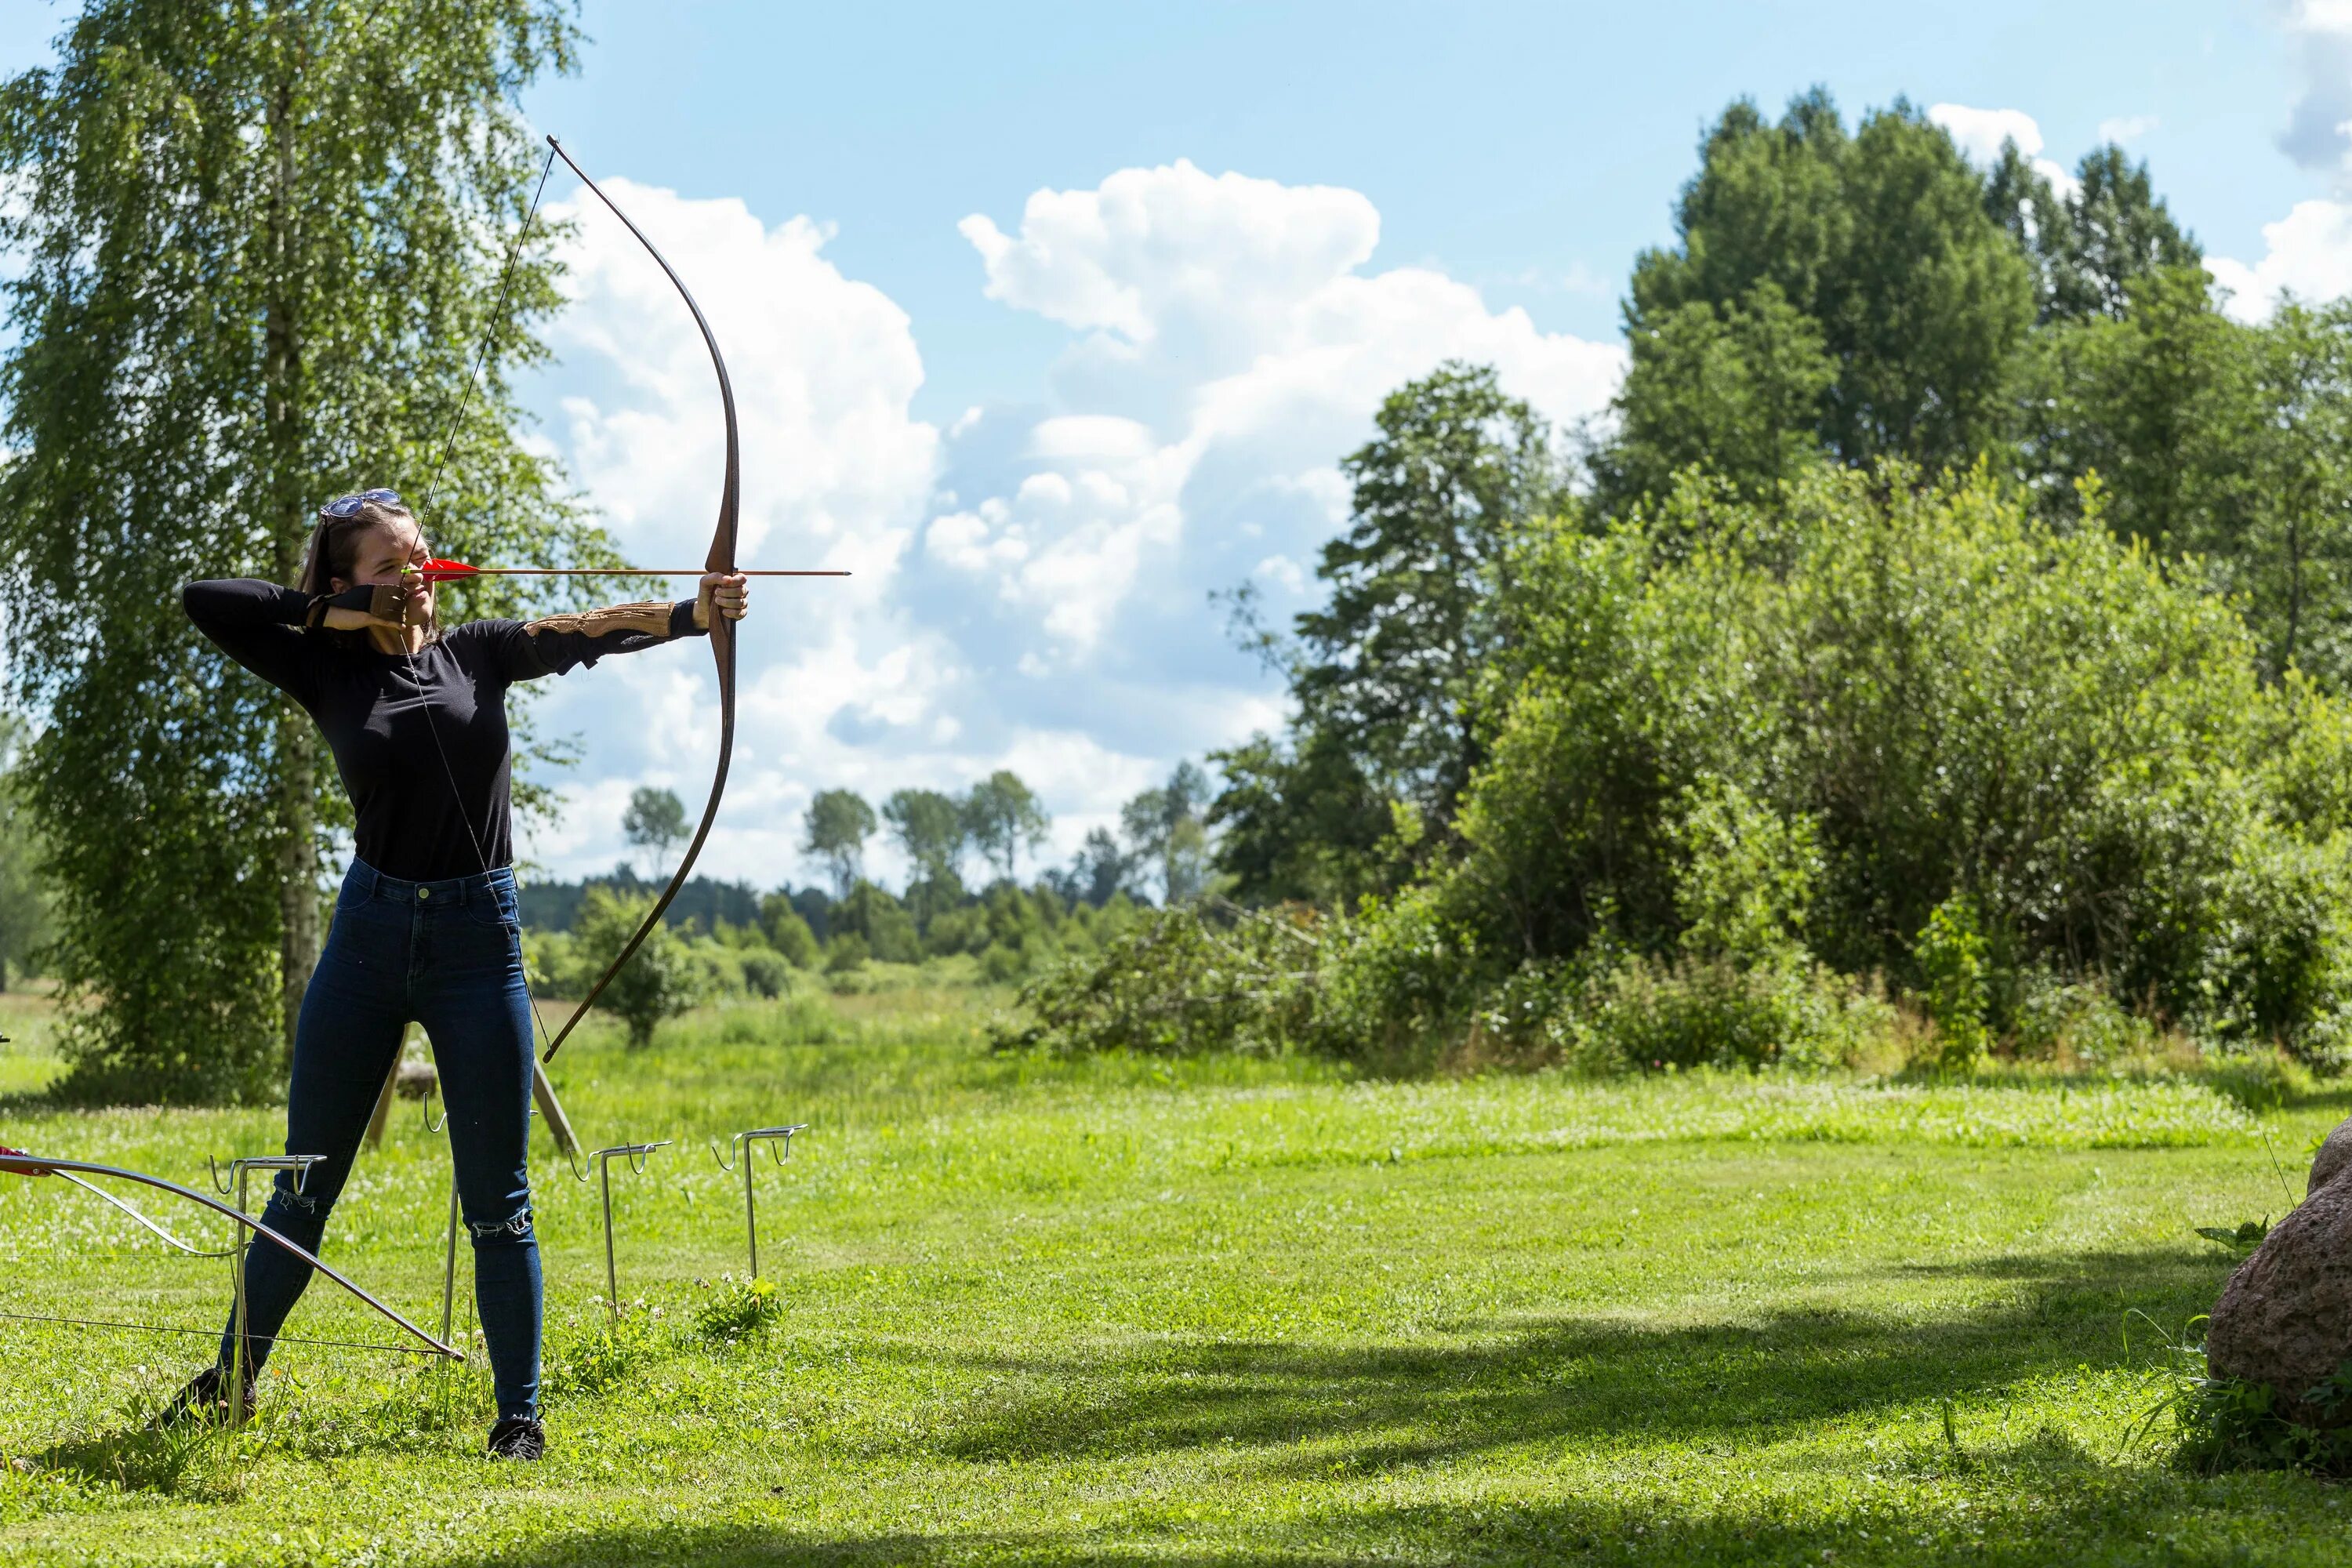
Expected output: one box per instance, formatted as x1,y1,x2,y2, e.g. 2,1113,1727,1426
0,984,2346,1566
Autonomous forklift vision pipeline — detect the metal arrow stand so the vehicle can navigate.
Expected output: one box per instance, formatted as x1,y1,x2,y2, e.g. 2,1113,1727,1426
209,1153,325,1428
569,1140,668,1330
707,1125,806,1279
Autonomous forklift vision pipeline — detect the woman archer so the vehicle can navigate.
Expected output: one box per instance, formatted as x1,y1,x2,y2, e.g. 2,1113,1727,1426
170,488,749,1460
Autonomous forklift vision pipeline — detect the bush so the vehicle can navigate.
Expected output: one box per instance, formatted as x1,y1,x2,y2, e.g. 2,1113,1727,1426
2162,1353,2352,1478
1914,895,1990,1071
1582,955,1887,1073
738,949,792,1000
2003,970,2156,1065
572,887,702,1049
993,902,1323,1058
1445,465,2352,1051
759,896,822,969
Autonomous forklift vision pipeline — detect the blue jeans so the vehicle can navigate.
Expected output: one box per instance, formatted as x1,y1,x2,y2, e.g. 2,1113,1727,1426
218,858,542,1421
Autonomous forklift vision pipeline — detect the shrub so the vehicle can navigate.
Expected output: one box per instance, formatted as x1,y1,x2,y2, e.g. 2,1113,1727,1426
1452,465,2352,1045
572,887,701,1050
2160,1353,2352,1478
1000,466,2352,1072
2003,970,2157,1065
993,902,1323,1058
1914,895,1990,1071
691,1276,784,1343
1582,955,1885,1073
759,894,822,968
1670,775,1819,969
736,948,791,999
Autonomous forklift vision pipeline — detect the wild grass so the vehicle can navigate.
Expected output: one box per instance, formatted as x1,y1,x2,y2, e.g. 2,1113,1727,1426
0,982,2347,1565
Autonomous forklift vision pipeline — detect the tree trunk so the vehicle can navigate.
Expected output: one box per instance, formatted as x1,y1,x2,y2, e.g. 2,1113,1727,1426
264,20,317,1061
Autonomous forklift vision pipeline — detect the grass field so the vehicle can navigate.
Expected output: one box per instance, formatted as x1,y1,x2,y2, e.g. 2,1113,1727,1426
0,983,2347,1566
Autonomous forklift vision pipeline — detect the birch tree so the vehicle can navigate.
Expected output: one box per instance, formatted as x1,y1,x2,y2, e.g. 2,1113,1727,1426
0,0,598,1099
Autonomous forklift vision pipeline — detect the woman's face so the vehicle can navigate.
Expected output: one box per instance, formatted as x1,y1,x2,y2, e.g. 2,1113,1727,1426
334,516,433,618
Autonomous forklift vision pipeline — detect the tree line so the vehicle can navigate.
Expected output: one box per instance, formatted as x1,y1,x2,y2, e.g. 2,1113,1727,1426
793,764,1212,909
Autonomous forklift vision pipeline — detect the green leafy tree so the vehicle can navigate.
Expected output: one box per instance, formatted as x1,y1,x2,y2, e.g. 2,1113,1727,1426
1207,363,1555,904
620,785,688,873
887,786,969,931
963,769,1050,883
2026,270,2352,688
0,0,586,1100
1293,361,1556,833
828,880,920,964
573,886,699,1051
1122,762,1213,906
801,788,877,898
1207,729,1395,908
1984,141,2201,324
2220,300,2352,685
1596,279,1835,510
1624,90,2034,477
884,788,967,885
0,710,55,989
757,891,822,969
2015,264,2233,547
1050,828,1134,908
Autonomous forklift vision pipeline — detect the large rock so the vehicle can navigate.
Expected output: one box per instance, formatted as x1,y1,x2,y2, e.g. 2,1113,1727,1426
2310,1116,2352,1200
2205,1114,2352,1427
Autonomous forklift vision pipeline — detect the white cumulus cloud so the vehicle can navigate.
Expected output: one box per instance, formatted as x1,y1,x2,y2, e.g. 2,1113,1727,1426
933,159,1624,676
1928,103,2078,198
2207,198,2352,321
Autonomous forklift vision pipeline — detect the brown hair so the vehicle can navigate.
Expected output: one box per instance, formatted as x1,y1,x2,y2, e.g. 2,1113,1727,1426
296,495,418,597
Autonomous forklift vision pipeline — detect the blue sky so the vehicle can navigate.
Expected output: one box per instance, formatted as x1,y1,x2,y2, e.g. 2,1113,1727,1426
6,2,2352,888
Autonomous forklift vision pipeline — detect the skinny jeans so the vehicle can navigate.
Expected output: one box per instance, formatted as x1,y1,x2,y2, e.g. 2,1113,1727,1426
216,857,540,1420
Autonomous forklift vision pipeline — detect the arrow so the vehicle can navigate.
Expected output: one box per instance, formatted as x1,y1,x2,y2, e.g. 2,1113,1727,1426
412,558,847,582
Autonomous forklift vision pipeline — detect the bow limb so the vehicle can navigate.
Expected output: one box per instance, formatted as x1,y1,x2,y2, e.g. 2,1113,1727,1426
0,1153,463,1359
539,136,739,1065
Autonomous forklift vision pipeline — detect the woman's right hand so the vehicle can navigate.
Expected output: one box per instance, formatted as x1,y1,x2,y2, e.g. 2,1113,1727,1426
317,583,412,631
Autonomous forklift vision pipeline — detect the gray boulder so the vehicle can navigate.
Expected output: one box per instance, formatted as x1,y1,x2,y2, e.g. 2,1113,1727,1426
2204,1114,2352,1427
2310,1116,2352,1200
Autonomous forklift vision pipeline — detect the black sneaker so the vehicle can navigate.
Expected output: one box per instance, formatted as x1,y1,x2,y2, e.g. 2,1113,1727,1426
486,1417,545,1461
152,1365,256,1427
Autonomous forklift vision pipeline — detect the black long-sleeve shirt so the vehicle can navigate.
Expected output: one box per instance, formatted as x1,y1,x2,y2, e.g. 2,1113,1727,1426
183,579,705,880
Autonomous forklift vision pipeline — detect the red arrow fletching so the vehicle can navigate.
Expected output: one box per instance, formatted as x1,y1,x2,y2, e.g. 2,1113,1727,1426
417,558,479,581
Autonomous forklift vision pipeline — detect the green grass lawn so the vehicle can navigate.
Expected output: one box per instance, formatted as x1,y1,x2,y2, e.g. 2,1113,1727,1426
0,984,2347,1566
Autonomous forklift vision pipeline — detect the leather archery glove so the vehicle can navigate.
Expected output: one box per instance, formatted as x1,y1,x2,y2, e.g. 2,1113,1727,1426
307,583,412,631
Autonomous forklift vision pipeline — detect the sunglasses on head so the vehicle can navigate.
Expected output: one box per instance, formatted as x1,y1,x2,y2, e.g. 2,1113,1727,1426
318,488,404,520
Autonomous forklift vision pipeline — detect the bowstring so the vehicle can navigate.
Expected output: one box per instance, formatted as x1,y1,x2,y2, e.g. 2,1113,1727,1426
408,138,565,1063
421,141,556,520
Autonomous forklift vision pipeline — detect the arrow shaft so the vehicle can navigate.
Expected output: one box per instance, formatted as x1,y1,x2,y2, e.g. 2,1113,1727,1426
426,568,847,579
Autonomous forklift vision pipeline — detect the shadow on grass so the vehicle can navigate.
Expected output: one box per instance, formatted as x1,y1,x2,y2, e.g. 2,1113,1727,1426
426,1430,2335,1568
925,1245,2224,1475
